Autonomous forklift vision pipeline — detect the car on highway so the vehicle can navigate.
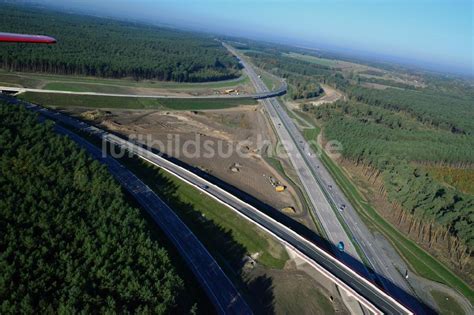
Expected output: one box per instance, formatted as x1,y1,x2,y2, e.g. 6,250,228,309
337,241,345,252
339,204,346,212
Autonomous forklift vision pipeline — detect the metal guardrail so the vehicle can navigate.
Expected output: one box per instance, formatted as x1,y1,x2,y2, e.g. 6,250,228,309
5,95,412,315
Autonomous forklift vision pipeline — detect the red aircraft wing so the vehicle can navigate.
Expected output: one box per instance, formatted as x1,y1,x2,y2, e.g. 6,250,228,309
0,32,56,44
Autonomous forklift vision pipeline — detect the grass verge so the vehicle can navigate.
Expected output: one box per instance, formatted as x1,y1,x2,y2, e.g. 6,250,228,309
121,155,289,269
303,127,320,142
66,121,289,270
19,92,257,110
300,129,373,269
256,69,280,91
58,122,291,313
430,290,465,315
44,82,133,94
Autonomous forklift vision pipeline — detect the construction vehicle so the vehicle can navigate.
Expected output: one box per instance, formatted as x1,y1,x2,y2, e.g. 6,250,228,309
224,89,236,94
275,185,286,192
281,206,295,214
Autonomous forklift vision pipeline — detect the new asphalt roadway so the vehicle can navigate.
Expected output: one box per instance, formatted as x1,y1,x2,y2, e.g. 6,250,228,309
5,94,413,314
225,44,425,313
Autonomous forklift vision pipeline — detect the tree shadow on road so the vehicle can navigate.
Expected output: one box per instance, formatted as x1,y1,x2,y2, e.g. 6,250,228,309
117,152,276,314
134,144,437,315
71,117,435,315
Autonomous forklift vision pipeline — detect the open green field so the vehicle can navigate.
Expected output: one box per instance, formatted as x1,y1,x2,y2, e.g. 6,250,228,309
0,70,251,91
0,72,44,88
120,156,289,270
423,165,474,195
19,92,257,110
43,82,135,94
302,126,474,304
284,52,338,67
284,52,369,72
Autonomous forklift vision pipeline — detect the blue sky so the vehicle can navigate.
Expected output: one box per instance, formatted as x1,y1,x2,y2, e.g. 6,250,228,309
39,0,473,75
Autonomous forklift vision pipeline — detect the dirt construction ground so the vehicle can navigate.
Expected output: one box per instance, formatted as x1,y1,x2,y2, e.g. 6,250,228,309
287,84,344,110
63,103,354,313
72,105,302,214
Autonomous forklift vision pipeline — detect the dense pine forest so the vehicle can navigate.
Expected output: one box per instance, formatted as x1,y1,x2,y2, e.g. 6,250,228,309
0,5,241,82
304,87,474,264
0,102,183,313
346,86,473,135
239,40,474,272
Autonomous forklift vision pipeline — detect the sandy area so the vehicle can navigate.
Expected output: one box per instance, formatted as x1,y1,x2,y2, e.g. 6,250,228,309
66,105,355,314
287,84,343,110
73,105,302,212
129,81,255,97
310,85,344,106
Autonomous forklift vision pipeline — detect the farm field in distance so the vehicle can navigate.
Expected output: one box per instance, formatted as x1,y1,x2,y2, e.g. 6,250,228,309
283,52,359,69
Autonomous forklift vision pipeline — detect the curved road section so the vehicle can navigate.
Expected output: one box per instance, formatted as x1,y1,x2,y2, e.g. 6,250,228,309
4,96,252,315
223,44,417,313
7,94,412,315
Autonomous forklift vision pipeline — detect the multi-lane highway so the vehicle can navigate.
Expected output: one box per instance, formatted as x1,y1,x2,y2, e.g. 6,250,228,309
225,44,424,312
5,94,413,314
226,43,367,263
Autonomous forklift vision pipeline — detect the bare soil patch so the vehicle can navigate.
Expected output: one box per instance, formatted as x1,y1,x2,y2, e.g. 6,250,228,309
310,85,344,106
244,263,348,315
62,105,355,313
71,105,301,212
287,84,343,110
